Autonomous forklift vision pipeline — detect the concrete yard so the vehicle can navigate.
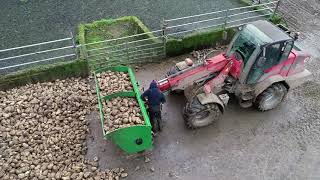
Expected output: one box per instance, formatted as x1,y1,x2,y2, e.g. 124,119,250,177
86,54,320,180
1,0,320,179
85,1,320,179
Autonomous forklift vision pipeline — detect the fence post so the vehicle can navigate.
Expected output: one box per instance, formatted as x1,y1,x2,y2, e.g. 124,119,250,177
223,9,229,30
125,41,129,63
161,18,168,58
70,31,79,61
272,0,281,17
223,9,229,41
78,24,88,60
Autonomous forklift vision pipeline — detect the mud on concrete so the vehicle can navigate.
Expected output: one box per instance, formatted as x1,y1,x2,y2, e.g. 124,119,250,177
85,1,320,179
86,54,320,180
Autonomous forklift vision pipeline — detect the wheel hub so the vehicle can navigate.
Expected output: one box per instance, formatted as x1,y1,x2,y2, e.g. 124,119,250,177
195,110,210,120
184,97,222,129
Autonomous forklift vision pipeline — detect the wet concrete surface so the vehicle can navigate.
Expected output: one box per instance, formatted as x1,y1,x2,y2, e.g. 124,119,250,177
86,53,320,179
0,0,318,179
84,1,320,179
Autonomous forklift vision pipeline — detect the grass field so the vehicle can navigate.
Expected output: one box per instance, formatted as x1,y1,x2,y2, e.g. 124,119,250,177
0,0,245,49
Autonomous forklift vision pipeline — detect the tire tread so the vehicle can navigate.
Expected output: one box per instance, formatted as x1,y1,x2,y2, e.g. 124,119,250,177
255,83,288,111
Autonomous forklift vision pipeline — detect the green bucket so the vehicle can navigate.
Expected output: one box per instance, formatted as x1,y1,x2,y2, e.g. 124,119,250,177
94,66,152,154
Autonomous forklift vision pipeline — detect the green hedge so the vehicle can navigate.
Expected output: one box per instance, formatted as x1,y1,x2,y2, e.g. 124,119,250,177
1,17,237,91
78,24,88,59
132,17,162,44
78,16,159,47
269,13,288,26
166,28,236,57
0,60,89,91
239,0,253,6
77,16,161,69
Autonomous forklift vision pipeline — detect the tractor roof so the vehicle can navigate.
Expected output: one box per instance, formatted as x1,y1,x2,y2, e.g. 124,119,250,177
250,20,292,43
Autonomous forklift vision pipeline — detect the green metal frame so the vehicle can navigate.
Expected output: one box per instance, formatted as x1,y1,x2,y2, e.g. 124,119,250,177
94,66,152,154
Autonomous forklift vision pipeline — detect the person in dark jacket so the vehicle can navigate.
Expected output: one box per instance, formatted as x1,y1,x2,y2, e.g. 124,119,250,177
141,80,166,131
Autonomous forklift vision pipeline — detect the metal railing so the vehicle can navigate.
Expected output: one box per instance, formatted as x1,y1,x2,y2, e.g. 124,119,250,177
0,35,77,75
81,31,166,69
163,0,279,37
0,0,281,74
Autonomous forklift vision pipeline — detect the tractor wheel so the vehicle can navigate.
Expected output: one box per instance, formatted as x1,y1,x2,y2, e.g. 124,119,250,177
255,83,288,111
183,97,222,129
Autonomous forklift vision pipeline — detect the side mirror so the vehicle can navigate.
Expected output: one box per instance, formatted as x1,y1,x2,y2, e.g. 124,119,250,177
256,56,267,68
293,32,300,41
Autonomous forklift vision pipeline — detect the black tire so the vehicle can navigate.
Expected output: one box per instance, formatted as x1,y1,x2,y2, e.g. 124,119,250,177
183,97,222,129
255,83,288,111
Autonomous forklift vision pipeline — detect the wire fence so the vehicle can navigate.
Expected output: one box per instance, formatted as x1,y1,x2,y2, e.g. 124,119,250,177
163,0,279,37
0,0,280,75
0,35,77,75
81,30,166,70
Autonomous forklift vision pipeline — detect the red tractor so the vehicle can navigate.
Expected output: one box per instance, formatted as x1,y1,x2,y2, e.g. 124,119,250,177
158,20,311,129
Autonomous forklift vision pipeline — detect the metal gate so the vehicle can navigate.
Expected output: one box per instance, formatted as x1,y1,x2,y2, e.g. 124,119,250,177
80,30,166,70
162,1,279,37
0,36,77,75
0,1,280,75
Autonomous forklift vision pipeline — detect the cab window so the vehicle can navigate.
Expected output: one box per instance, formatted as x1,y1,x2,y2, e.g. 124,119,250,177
264,43,282,69
246,43,282,84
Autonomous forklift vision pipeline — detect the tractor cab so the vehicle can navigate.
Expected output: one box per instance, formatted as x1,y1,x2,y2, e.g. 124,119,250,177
158,20,311,129
226,20,299,85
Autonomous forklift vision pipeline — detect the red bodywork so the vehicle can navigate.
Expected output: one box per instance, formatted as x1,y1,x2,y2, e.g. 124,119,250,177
158,53,242,93
158,49,308,94
259,49,309,82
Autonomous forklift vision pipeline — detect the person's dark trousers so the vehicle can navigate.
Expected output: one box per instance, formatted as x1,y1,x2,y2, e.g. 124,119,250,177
148,105,161,132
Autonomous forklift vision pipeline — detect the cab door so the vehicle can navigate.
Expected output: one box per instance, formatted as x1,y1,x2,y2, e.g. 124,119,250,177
246,41,293,84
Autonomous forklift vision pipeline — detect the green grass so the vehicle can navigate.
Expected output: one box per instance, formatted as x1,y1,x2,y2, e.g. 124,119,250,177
269,13,288,27
78,16,162,70
78,16,160,50
239,0,273,18
0,60,88,91
1,17,236,91
239,0,252,6
238,0,287,27
166,28,236,57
